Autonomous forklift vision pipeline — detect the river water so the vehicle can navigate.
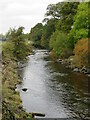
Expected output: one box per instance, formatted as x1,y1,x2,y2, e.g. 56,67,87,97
17,49,89,119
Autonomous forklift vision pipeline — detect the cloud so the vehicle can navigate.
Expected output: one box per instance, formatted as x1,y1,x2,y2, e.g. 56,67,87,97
0,0,62,34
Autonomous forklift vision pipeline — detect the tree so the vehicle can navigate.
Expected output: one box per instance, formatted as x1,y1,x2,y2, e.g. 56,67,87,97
68,2,89,47
7,27,31,61
49,31,72,58
41,19,57,49
0,34,4,38
44,2,64,20
29,23,43,48
44,2,79,33
56,2,79,33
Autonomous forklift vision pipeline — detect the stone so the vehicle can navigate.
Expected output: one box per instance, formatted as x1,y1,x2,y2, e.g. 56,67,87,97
73,68,79,72
22,88,28,92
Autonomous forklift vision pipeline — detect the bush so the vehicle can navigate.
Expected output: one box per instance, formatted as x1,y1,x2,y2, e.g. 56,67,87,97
6,27,31,61
50,50,57,60
74,38,89,68
49,31,72,58
2,41,14,61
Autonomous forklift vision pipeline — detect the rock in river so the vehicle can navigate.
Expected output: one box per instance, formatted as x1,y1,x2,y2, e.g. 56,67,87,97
73,68,79,72
22,88,28,92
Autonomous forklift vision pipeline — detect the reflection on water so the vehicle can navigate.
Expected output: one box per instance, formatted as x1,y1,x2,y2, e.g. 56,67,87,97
17,50,89,119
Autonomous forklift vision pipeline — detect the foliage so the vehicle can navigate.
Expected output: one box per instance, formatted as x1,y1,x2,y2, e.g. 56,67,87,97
49,50,57,60
49,31,72,58
44,2,79,33
56,2,79,33
73,38,89,68
0,33,5,38
44,2,64,20
68,2,89,47
7,27,31,61
29,23,43,48
23,33,29,41
2,41,14,61
41,19,57,49
41,2,79,51
30,2,79,52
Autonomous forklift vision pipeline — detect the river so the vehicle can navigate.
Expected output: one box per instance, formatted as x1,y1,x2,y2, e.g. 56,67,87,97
17,49,89,119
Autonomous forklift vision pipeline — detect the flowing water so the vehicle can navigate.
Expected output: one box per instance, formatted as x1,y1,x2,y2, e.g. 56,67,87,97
17,49,89,119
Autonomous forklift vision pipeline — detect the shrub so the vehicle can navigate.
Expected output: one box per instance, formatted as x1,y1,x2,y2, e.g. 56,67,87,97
2,41,14,61
74,38,89,68
49,31,72,58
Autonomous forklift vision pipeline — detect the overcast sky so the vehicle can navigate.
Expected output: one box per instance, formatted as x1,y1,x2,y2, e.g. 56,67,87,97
0,0,63,34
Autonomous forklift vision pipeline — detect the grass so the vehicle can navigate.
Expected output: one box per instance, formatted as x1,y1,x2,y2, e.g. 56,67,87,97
2,45,32,119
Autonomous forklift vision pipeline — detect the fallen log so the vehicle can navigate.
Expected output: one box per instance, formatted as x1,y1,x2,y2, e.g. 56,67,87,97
31,112,45,118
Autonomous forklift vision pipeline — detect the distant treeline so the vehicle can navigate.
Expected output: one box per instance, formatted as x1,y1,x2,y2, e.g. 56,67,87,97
29,2,89,68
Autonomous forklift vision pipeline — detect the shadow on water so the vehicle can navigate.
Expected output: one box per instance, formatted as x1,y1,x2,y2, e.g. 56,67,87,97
17,49,90,119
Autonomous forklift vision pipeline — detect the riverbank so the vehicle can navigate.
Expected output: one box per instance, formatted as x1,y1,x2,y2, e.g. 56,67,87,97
50,51,90,76
2,39,33,119
56,58,90,77
2,57,32,119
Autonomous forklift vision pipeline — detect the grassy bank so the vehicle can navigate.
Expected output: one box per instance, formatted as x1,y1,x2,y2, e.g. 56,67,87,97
2,45,32,119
